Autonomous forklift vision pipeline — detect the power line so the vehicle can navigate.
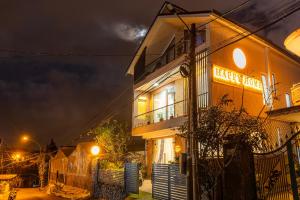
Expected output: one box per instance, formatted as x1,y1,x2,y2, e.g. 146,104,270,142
103,3,300,121
0,48,164,58
73,0,258,135
76,0,300,138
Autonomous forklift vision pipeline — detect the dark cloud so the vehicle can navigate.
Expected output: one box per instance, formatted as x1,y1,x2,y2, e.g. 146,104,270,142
0,0,298,148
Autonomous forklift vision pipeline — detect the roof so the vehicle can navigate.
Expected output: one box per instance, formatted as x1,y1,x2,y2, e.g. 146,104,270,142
126,2,300,75
59,146,76,157
0,174,17,181
267,105,300,122
284,28,300,57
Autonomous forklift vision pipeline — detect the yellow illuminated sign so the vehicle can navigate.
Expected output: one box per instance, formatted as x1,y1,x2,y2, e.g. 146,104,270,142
213,65,262,92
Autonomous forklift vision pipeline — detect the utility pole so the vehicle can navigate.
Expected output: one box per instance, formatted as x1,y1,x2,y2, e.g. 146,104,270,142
166,4,199,198
187,23,199,200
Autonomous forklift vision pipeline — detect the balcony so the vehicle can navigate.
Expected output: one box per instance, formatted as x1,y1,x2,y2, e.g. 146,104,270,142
134,99,187,128
145,39,188,74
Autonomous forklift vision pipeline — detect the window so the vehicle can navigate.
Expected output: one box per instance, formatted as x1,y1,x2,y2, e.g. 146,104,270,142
261,75,272,106
272,74,277,97
196,29,206,46
137,97,147,119
276,127,281,146
153,138,175,164
153,85,175,123
285,93,291,108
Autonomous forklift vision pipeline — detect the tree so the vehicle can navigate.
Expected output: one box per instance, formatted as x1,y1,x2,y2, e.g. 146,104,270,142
91,120,130,169
178,95,269,199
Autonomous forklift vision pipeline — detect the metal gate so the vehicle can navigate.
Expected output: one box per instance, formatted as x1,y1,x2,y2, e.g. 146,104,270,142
125,162,139,195
152,164,187,200
254,133,300,200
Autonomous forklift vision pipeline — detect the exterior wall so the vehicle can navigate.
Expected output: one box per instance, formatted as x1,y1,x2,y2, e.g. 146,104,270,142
49,143,94,191
209,20,300,117
132,16,300,176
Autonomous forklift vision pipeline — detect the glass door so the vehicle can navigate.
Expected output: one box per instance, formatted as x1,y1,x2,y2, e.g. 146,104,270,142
153,138,175,164
167,92,175,119
153,90,167,123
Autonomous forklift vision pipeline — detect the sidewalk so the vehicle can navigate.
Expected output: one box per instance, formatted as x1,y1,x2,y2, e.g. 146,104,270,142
126,179,152,200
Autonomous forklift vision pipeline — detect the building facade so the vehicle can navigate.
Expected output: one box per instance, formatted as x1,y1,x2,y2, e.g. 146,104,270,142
49,143,94,190
127,3,300,176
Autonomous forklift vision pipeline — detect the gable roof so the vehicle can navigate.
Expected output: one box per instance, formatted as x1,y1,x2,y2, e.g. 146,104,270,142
59,146,76,157
126,2,300,75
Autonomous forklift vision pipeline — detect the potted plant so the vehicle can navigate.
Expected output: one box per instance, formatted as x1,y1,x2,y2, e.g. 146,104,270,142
146,115,151,125
157,113,164,122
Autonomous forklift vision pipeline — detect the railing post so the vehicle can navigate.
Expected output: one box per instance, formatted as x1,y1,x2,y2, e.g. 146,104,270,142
168,164,171,200
287,140,299,200
152,164,154,198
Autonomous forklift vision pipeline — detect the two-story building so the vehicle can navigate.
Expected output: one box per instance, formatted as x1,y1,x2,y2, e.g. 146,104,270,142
126,2,300,176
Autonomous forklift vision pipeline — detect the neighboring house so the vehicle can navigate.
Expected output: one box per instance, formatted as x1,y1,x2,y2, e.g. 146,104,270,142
49,142,95,190
49,146,75,184
126,2,300,176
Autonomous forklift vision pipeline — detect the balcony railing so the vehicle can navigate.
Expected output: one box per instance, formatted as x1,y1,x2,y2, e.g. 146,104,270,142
133,92,209,128
134,99,188,128
145,39,188,73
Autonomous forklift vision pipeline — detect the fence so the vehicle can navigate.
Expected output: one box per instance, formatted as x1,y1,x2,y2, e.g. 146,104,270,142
94,163,139,200
254,130,300,200
152,164,187,200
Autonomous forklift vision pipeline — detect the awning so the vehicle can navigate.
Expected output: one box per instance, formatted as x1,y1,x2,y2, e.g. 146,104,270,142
266,105,300,122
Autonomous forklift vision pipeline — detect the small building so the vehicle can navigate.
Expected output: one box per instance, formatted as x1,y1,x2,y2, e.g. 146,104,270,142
49,142,96,190
49,146,75,184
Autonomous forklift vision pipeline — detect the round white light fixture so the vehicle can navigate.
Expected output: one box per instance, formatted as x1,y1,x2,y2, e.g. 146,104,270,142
90,145,100,156
233,48,246,69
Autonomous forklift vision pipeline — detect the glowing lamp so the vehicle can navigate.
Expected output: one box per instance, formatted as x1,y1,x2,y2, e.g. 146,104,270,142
138,96,147,101
22,136,29,142
90,145,100,156
12,153,21,161
284,29,300,57
175,145,182,153
233,48,246,69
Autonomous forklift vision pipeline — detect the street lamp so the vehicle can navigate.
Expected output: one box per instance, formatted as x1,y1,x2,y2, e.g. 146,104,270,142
21,135,44,188
90,145,100,156
21,135,42,154
12,152,22,162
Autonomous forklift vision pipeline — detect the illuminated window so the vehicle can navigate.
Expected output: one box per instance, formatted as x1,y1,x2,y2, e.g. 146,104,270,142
153,85,175,122
261,75,272,106
285,93,291,108
272,74,277,97
137,97,147,119
153,138,175,164
276,127,281,146
233,48,246,69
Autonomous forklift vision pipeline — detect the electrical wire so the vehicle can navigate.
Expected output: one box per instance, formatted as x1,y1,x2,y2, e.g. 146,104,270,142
76,1,300,137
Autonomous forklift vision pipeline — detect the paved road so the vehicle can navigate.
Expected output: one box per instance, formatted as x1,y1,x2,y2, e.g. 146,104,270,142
16,188,67,200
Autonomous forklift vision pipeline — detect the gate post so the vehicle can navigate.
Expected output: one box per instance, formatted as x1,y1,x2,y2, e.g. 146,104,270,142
223,135,257,200
287,141,299,200
91,158,100,199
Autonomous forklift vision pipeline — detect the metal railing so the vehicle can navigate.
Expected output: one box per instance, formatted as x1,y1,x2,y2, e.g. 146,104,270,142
145,39,188,73
134,99,187,128
134,93,209,128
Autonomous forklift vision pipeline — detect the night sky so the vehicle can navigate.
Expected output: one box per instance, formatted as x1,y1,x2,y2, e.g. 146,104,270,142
0,0,299,147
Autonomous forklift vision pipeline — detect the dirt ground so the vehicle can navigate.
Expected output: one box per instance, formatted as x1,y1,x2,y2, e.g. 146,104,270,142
15,188,67,200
